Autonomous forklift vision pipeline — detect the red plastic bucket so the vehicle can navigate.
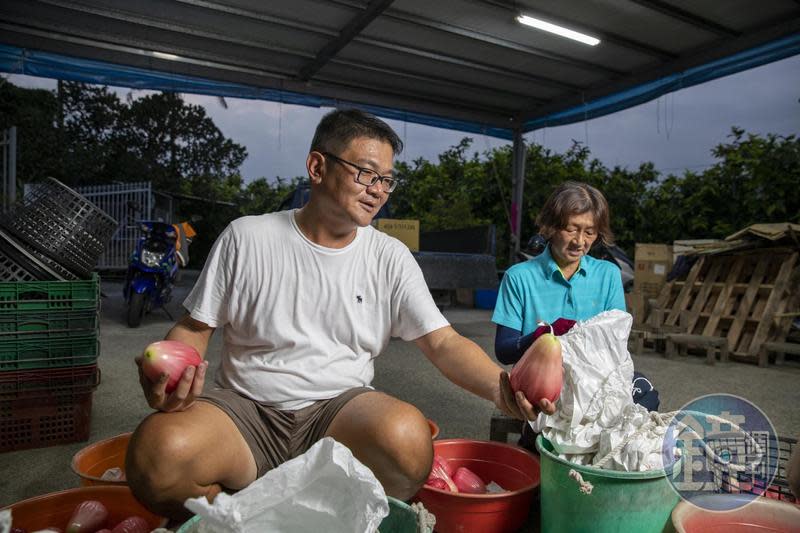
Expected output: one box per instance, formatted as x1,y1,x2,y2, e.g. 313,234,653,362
414,438,540,533
672,494,800,533
1,485,167,531
71,432,131,486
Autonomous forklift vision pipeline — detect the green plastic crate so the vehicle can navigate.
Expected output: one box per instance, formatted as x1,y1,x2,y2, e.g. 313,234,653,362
0,309,98,340
0,274,99,312
0,334,99,371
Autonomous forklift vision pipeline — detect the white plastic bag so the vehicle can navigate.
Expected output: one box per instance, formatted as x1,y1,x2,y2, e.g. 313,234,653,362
592,402,668,471
184,437,389,533
531,310,666,471
533,310,635,452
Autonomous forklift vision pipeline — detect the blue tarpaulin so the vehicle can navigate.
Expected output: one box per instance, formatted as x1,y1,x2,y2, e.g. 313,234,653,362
1,35,798,138
523,33,800,131
0,44,514,140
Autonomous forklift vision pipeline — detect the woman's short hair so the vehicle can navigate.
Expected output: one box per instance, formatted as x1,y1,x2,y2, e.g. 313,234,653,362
310,108,403,156
535,181,614,246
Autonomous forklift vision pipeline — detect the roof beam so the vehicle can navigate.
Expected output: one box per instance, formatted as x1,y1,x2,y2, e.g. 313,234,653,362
332,58,549,105
327,0,625,77
174,0,335,36
0,22,516,128
35,0,318,60
368,39,582,91
25,0,558,98
298,0,395,81
0,20,297,80
313,73,516,117
629,0,739,38
476,0,677,61
137,0,580,91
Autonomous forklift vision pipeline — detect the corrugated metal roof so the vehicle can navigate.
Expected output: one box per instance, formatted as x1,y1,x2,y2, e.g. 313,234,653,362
1,0,798,137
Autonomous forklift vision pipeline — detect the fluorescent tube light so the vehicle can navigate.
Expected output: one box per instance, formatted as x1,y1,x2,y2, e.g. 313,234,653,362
517,14,600,46
153,51,180,61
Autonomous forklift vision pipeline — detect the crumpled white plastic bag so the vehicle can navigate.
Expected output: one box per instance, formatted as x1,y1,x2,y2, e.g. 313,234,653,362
593,402,669,471
531,310,666,471
184,437,389,533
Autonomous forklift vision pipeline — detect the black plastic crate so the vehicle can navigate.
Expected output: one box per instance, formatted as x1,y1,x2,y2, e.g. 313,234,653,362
0,227,74,282
1,178,117,277
710,434,797,503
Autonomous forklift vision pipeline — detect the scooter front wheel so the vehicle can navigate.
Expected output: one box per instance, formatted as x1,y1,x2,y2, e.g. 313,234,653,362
127,292,147,328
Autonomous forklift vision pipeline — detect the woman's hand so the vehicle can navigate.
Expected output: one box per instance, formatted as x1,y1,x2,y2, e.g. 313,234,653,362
497,371,556,420
135,355,208,412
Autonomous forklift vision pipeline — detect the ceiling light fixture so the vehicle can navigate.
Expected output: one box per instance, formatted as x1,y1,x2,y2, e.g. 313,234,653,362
153,51,180,61
517,14,600,46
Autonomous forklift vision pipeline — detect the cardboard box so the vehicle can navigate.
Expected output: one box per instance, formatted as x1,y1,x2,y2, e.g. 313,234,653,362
373,219,420,251
634,243,673,300
672,239,721,263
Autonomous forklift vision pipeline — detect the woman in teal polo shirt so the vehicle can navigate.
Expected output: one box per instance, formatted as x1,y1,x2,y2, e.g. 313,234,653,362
493,182,659,446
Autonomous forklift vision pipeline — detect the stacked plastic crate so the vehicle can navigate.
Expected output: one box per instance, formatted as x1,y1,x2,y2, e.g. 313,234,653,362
0,179,116,452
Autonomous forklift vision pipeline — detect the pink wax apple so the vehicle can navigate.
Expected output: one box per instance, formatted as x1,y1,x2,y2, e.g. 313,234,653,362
141,340,202,393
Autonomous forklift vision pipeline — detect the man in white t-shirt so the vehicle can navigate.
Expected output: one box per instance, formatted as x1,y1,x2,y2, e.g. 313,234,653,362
126,109,554,519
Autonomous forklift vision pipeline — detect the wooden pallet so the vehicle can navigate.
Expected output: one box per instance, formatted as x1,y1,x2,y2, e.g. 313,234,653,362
645,248,799,364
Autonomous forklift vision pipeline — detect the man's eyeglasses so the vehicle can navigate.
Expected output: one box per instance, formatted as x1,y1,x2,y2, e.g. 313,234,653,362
322,152,398,193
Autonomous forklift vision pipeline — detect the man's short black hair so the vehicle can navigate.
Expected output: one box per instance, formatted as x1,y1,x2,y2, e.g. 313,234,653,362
310,108,403,156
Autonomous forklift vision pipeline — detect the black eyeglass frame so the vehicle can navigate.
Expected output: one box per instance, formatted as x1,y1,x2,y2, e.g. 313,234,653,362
321,152,398,193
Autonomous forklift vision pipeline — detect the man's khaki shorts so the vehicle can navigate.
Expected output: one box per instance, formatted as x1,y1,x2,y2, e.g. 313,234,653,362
200,387,372,477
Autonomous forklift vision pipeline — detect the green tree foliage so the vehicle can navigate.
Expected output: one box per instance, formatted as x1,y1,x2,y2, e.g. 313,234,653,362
393,130,800,267
1,80,249,198
392,139,660,263
393,139,493,230
238,176,299,215
0,79,295,265
637,129,800,244
4,79,797,268
0,80,62,184
58,81,124,186
112,92,247,194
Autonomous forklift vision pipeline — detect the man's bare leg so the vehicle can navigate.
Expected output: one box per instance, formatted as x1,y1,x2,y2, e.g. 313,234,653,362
325,391,433,500
126,402,258,520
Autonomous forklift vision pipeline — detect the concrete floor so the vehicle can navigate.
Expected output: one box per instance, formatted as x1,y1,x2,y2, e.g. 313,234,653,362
2,273,799,511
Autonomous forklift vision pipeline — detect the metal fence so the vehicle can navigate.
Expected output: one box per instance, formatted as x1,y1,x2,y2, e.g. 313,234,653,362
75,182,154,270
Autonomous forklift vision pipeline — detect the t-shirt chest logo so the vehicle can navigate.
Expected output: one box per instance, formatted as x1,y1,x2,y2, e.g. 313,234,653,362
356,295,363,304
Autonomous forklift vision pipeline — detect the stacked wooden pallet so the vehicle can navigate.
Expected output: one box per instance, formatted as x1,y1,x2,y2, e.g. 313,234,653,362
646,247,799,366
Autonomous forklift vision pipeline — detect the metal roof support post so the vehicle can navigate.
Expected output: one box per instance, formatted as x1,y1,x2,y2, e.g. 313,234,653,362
509,128,526,265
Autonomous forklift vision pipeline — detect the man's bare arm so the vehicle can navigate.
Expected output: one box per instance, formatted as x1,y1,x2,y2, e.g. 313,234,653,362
165,314,215,358
414,326,554,420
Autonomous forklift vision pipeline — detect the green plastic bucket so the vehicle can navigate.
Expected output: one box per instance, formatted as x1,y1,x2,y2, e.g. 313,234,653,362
378,496,425,533
536,435,681,533
175,495,427,532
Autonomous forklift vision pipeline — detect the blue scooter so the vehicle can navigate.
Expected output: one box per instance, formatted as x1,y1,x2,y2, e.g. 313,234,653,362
123,221,180,327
